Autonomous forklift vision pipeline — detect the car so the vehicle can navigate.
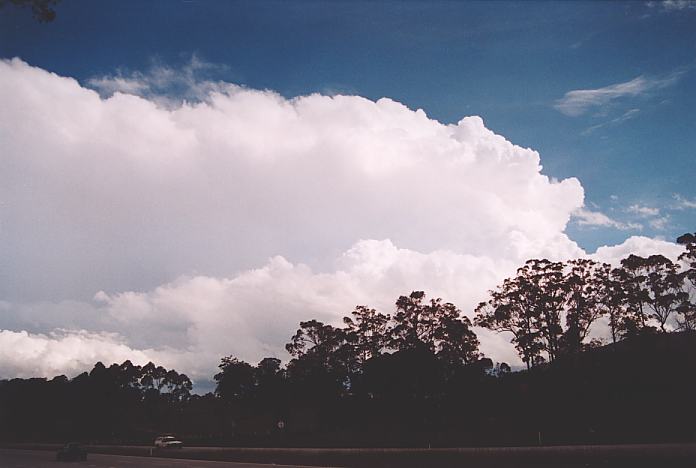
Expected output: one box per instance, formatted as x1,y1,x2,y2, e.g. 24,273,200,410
56,442,87,462
154,435,183,449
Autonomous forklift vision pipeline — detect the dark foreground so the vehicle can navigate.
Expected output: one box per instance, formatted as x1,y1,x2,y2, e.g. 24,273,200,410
0,449,322,468
3,443,695,467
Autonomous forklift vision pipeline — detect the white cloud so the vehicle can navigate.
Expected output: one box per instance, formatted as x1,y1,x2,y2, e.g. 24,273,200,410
86,56,228,106
2,234,685,383
0,57,585,303
674,194,696,209
572,208,643,231
582,108,641,135
555,74,681,116
591,235,684,265
627,204,660,217
86,76,150,96
663,0,696,10
0,329,155,379
0,58,684,383
0,240,528,380
648,0,696,11
649,216,670,230
96,240,527,373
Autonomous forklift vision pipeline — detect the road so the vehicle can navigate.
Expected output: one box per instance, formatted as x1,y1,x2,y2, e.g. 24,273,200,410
0,449,326,468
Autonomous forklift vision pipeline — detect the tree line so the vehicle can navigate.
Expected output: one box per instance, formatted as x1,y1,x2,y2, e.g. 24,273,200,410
208,232,696,445
216,233,696,397
1,233,695,446
0,361,193,442
476,233,696,368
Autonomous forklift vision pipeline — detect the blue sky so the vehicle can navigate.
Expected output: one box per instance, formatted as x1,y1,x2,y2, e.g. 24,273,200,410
0,1,695,383
1,1,695,250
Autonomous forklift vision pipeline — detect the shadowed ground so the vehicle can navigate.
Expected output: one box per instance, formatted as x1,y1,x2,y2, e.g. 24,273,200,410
3,443,695,468
0,449,325,468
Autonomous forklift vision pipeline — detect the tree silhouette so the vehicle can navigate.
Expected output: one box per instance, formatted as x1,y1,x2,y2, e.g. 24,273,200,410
389,292,479,364
617,255,655,334
254,357,285,400
284,320,354,401
343,306,391,364
0,0,59,22
677,233,696,331
642,255,689,332
475,265,546,368
595,263,631,343
3,234,696,447
562,259,605,354
286,319,346,361
214,357,255,401
526,259,565,361
389,291,436,351
619,254,689,333
431,299,480,366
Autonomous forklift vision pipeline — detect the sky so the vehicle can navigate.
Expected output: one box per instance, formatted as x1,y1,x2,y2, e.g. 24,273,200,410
0,1,694,391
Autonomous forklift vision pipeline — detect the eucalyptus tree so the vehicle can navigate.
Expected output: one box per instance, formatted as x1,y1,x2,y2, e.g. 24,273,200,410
389,291,479,365
342,305,391,364
594,263,632,343
214,357,255,401
389,291,436,352
677,233,696,330
286,320,347,362
616,255,653,334
475,259,568,366
254,357,285,398
431,299,480,366
475,271,545,369
141,361,169,391
526,259,566,361
619,254,689,333
642,254,689,332
285,319,355,395
162,369,193,402
562,258,606,353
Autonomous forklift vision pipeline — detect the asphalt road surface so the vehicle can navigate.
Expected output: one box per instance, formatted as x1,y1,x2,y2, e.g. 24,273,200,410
0,449,327,468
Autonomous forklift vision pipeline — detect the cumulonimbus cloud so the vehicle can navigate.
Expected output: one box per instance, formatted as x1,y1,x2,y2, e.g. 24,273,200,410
1,235,684,383
0,329,155,379
0,58,685,384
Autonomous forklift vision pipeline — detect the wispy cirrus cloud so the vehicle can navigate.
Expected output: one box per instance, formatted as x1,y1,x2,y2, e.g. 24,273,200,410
86,55,230,105
673,194,696,209
554,73,683,117
582,108,641,135
647,0,696,11
649,216,670,230
572,208,643,231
